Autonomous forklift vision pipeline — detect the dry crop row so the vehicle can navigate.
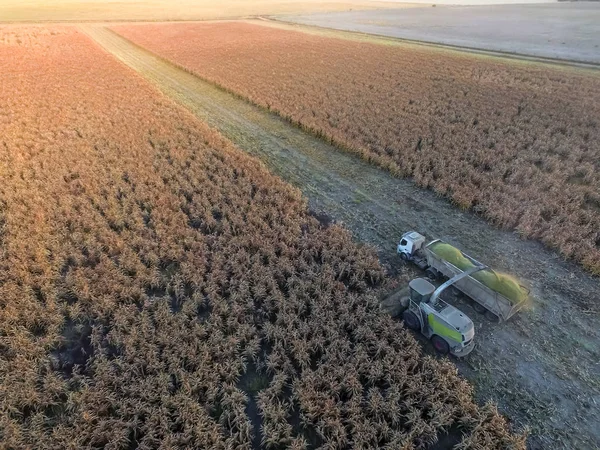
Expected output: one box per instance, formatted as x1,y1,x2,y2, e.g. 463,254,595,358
0,26,523,448
113,22,600,274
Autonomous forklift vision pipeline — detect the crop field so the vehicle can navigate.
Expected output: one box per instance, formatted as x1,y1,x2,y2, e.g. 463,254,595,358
77,27,600,449
0,26,526,449
112,21,600,275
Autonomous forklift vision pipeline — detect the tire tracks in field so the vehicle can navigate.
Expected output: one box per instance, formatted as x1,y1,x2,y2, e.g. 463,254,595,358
81,24,600,449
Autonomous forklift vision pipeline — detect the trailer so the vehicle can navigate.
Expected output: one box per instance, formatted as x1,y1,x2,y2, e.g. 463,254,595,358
397,231,529,322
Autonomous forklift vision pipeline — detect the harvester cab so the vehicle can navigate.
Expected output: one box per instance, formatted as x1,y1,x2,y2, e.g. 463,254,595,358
402,278,475,357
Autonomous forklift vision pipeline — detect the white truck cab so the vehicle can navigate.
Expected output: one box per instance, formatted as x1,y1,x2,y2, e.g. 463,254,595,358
397,231,426,260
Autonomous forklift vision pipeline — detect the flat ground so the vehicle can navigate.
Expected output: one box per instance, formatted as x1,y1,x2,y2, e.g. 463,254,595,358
84,25,600,449
280,3,600,64
0,0,419,22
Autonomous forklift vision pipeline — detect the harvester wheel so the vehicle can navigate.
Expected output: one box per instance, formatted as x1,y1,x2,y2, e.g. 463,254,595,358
431,335,450,355
472,301,486,314
402,310,420,331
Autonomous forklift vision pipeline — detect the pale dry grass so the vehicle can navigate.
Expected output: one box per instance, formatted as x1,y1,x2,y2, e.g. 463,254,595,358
0,0,420,22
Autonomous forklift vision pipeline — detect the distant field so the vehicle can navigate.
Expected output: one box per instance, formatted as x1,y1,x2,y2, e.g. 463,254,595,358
113,21,600,274
281,3,600,64
0,0,417,22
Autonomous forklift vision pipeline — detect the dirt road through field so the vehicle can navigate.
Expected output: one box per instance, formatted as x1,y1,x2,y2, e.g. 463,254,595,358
82,25,600,449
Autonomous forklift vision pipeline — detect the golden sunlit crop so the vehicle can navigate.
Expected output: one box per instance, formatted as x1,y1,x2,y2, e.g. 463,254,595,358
0,27,524,449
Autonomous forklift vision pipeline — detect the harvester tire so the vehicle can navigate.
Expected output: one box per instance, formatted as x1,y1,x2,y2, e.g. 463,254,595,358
402,310,420,331
431,335,450,355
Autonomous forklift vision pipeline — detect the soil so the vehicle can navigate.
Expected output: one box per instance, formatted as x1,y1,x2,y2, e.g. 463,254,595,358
82,25,600,449
280,3,600,64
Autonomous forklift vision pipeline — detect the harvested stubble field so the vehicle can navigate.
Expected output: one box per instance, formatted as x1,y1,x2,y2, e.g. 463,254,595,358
0,26,524,449
112,22,600,275
0,0,406,23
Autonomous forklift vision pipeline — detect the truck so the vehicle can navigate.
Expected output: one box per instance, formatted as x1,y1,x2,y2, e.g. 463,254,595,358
396,231,529,322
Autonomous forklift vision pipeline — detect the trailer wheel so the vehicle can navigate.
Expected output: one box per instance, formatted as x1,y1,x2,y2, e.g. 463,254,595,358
449,286,462,300
431,335,450,355
472,301,486,314
426,268,439,281
485,311,500,323
402,310,420,331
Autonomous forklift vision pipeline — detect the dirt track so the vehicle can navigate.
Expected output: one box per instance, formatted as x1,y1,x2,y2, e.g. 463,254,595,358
81,25,600,449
